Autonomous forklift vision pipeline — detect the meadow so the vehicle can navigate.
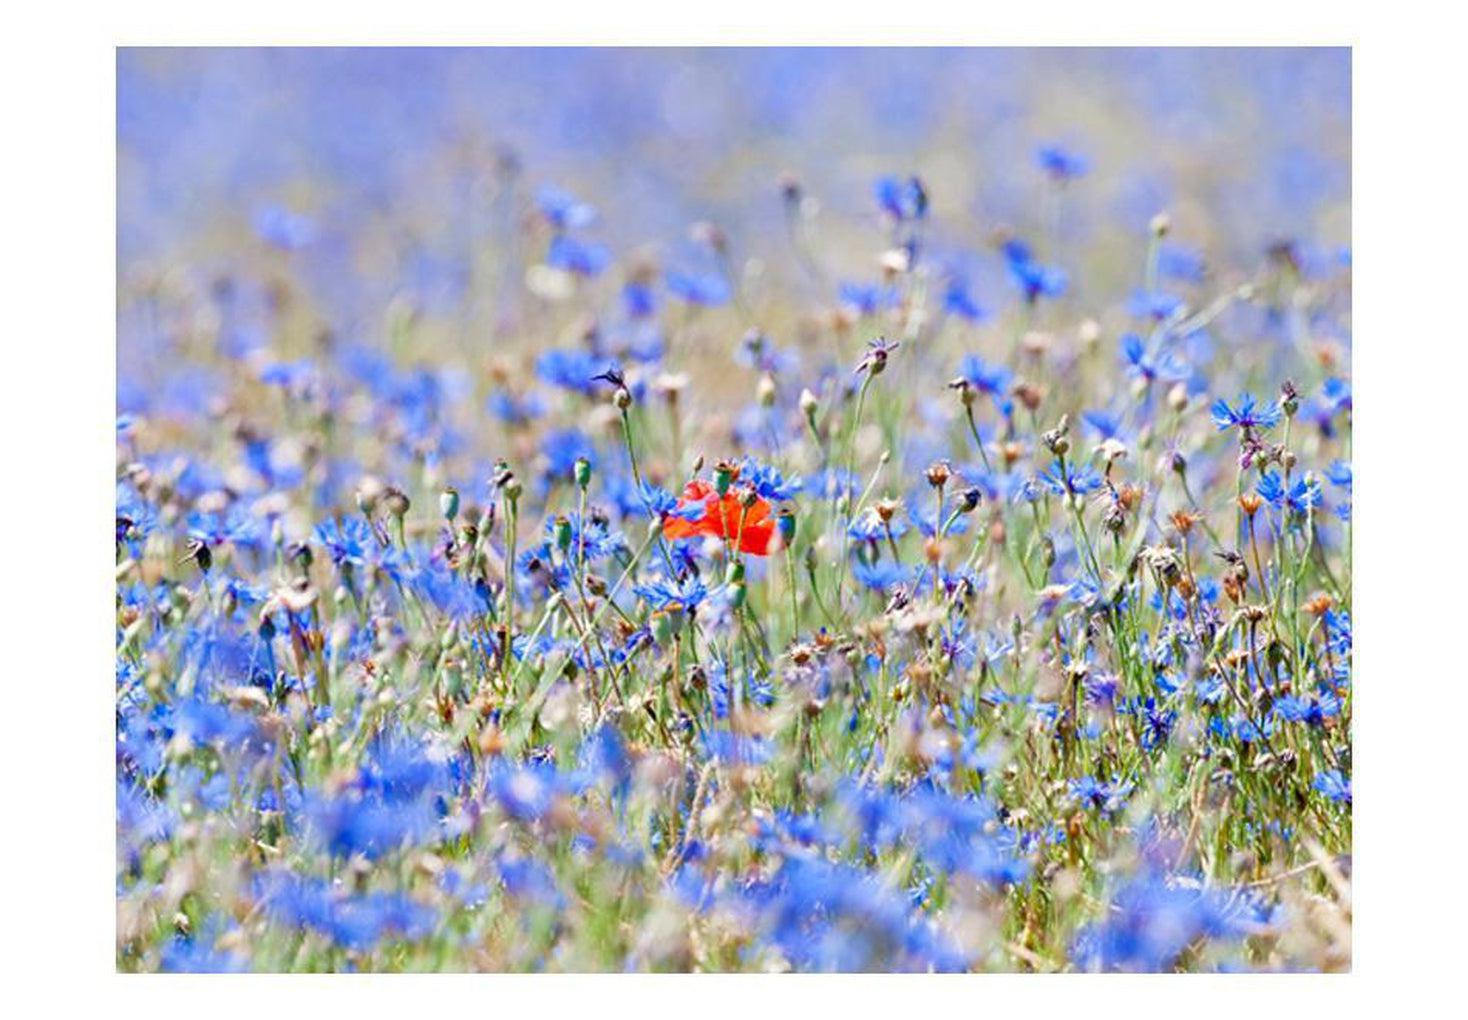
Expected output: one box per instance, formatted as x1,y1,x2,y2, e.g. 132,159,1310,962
116,48,1351,972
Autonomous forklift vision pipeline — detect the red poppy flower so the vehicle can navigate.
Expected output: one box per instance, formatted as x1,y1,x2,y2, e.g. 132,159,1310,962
662,479,775,555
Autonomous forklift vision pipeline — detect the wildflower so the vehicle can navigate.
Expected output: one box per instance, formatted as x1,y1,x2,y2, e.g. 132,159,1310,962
854,336,900,376
546,235,611,277
874,174,928,222
1211,393,1282,432
665,269,731,307
534,184,597,230
1038,461,1103,497
632,574,709,614
953,354,1013,402
1001,237,1067,303
1257,470,1322,516
661,478,777,555
839,281,898,317
535,348,603,395
1313,769,1352,805
942,278,988,322
1037,144,1088,181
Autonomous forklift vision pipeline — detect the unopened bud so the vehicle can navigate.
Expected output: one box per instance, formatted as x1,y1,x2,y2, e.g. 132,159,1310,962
757,374,777,408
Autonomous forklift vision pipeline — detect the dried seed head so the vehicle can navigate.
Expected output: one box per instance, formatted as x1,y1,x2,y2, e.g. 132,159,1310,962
948,376,977,406
382,486,410,519
1015,381,1046,412
1041,415,1071,456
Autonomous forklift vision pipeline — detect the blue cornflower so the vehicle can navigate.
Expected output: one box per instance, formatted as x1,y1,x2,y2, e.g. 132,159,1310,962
1120,332,1189,384
1211,393,1282,432
186,506,263,550
1069,776,1134,814
498,855,565,907
838,281,898,316
487,389,546,425
739,458,802,501
702,730,772,766
874,174,928,222
621,280,657,319
535,348,602,395
304,791,438,861
633,574,709,613
258,358,315,389
1038,462,1104,497
1321,377,1352,412
1072,869,1268,972
1001,238,1067,303
535,184,597,230
544,511,624,562
665,269,731,307
1081,409,1123,441
848,508,908,543
1127,289,1184,321
313,516,374,566
943,279,988,322
1157,243,1207,284
850,557,915,594
1037,144,1088,181
1136,698,1177,750
634,481,681,519
254,873,435,952
489,761,571,822
1313,769,1352,805
1256,471,1322,515
734,332,799,374
540,428,598,484
1274,695,1326,726
546,234,610,277
955,354,1013,401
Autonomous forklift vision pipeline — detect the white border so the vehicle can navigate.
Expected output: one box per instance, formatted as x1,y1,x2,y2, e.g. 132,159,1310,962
6,0,1466,1012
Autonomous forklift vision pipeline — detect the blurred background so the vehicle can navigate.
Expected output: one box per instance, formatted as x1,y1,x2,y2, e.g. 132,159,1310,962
117,47,1349,427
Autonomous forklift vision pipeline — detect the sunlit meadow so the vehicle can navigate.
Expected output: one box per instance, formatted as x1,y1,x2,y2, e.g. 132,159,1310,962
116,48,1351,972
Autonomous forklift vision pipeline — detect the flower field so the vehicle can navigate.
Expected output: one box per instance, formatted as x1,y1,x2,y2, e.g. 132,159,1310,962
116,48,1351,972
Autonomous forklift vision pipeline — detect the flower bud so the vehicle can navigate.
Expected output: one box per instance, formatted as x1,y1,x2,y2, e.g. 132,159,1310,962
799,387,819,422
573,456,592,490
757,373,777,408
714,460,738,496
777,508,796,547
439,486,460,521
